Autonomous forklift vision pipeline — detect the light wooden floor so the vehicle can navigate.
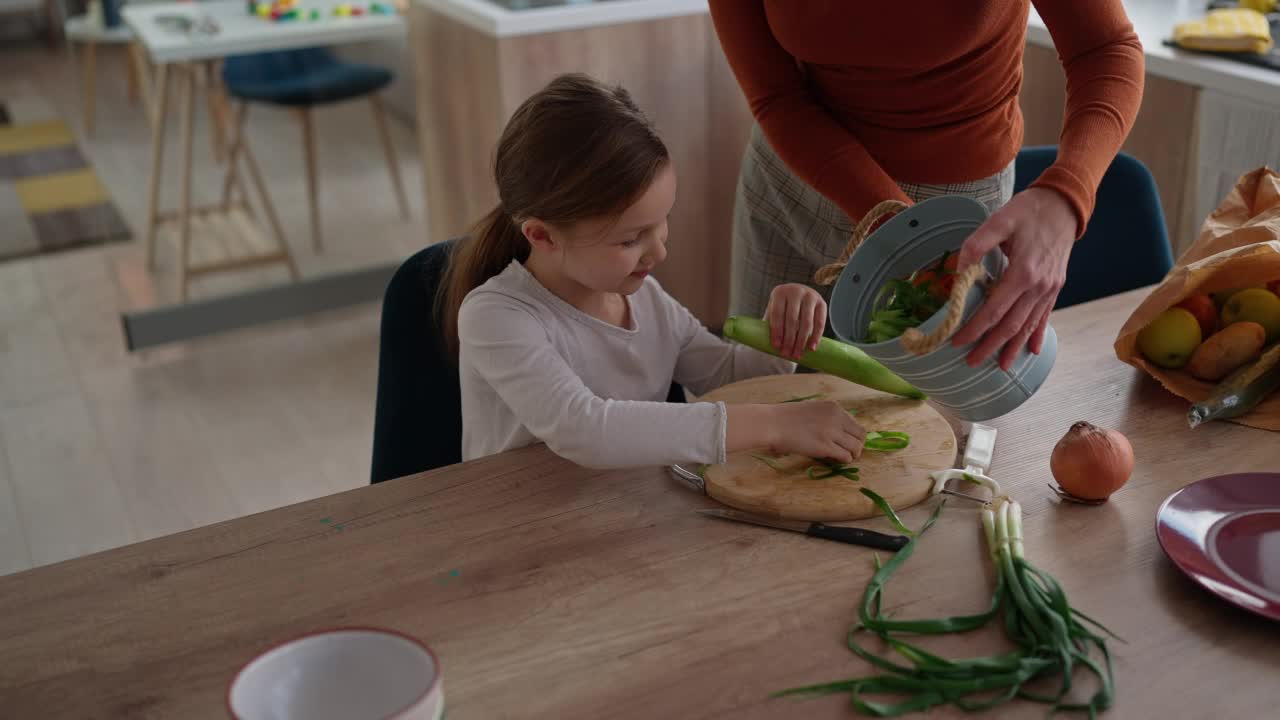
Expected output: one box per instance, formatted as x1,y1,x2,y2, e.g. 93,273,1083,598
0,43,428,576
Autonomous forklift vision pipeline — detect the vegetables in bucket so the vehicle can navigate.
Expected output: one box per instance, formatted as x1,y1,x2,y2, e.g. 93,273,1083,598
816,196,1059,422
864,252,958,344
814,200,991,357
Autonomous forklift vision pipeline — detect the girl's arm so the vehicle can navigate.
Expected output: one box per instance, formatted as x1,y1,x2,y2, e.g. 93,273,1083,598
460,293,734,469
461,291,863,469
671,309,795,400
707,0,909,222
670,283,829,398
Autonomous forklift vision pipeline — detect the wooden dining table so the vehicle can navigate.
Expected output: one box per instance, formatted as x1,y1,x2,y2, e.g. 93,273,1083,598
2,287,1278,719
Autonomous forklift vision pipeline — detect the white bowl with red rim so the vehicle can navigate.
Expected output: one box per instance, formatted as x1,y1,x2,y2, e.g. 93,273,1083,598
227,627,443,720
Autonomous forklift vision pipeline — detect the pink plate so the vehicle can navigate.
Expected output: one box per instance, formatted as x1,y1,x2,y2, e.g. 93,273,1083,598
1156,472,1280,622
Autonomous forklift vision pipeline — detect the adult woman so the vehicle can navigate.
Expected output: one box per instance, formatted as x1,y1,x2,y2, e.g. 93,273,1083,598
709,1,1145,370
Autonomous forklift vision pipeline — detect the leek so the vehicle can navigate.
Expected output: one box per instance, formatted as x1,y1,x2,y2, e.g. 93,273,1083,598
723,317,924,399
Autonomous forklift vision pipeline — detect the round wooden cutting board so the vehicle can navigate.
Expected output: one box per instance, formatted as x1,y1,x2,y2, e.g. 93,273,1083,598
694,374,957,522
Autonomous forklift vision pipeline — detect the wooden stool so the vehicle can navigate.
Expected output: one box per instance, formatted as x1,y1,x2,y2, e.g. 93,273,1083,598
143,61,299,301
63,15,144,137
220,48,410,253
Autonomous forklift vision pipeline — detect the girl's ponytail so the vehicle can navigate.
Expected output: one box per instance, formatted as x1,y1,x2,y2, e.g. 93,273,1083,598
440,205,528,354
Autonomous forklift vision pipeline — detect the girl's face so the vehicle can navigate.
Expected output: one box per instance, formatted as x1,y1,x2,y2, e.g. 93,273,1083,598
540,162,676,296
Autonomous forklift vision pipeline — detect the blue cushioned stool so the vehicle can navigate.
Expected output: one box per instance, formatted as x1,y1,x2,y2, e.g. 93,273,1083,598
222,47,409,252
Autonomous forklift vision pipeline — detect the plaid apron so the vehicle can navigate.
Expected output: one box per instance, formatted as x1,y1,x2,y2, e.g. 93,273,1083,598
729,124,1016,318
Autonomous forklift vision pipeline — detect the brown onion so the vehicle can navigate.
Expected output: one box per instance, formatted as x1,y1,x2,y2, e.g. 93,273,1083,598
1050,421,1134,502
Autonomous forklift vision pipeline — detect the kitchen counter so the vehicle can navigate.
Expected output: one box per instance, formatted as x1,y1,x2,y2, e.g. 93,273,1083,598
1028,0,1280,106
419,0,1280,102
419,0,706,37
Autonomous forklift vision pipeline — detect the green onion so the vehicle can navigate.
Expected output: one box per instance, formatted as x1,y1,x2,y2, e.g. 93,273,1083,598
749,427,906,485
806,461,860,482
775,493,1117,716
781,393,825,403
858,488,916,537
864,431,910,451
751,453,787,472
722,317,924,399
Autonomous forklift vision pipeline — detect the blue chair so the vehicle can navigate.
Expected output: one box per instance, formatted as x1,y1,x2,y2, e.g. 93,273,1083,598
1014,146,1173,309
221,47,409,253
371,240,461,484
370,241,688,484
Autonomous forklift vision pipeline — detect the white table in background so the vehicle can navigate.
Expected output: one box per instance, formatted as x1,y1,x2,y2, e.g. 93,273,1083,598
121,0,406,301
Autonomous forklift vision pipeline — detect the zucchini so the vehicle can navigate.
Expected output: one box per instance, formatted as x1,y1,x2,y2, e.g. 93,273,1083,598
722,316,925,399
1188,343,1280,427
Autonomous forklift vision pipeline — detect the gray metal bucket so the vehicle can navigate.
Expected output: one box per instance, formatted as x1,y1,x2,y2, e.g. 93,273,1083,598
827,196,1057,421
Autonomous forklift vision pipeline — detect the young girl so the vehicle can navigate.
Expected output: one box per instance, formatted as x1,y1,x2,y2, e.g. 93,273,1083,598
443,73,865,470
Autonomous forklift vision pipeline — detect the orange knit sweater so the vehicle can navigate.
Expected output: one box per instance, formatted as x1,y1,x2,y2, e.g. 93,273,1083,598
708,1,1145,235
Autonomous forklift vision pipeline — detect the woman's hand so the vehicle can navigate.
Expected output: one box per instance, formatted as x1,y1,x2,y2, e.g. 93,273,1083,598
766,283,828,359
951,187,1078,370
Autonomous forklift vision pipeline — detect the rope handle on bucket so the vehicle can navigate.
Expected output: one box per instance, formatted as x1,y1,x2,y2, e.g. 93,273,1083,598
813,200,990,356
813,200,908,287
900,263,986,354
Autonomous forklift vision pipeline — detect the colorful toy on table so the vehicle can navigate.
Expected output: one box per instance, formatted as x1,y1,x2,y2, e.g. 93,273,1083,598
248,0,306,21
246,0,395,21
333,3,392,16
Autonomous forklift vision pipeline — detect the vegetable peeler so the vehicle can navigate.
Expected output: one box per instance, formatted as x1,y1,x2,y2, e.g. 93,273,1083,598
929,423,1002,505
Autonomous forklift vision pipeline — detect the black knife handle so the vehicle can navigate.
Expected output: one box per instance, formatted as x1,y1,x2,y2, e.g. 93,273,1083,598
807,523,909,552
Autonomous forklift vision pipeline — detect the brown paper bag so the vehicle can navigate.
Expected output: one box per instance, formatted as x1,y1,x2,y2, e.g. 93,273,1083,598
1114,167,1280,431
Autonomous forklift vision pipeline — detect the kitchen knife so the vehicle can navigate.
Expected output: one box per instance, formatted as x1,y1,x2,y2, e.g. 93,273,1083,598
698,508,909,552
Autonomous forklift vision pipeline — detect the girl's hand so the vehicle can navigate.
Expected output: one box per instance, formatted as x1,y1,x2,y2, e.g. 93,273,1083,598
766,283,828,359
951,187,1077,370
769,400,866,463
726,400,865,462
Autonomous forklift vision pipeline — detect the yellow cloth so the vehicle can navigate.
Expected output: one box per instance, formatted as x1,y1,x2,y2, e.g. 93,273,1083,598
0,119,75,156
15,168,109,214
1174,9,1273,54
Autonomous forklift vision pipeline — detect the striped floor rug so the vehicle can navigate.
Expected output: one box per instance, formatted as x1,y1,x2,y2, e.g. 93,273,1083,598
0,97,130,262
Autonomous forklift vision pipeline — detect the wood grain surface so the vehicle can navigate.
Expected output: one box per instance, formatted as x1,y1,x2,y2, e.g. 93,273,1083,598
1,289,1279,719
697,374,955,521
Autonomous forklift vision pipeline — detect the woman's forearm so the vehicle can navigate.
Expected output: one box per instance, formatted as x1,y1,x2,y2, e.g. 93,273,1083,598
1030,0,1145,235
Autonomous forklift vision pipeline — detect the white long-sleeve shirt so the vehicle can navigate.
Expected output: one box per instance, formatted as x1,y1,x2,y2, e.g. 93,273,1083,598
458,261,794,468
